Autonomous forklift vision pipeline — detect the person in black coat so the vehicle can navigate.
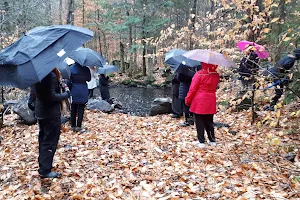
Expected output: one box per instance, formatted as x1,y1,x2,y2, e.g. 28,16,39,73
68,63,91,132
178,72,194,126
28,85,36,111
34,68,70,178
264,48,300,111
99,74,111,102
238,48,259,93
171,72,182,118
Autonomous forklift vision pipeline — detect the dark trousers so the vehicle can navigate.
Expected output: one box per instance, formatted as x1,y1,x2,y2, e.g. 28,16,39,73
172,95,182,115
71,103,85,127
194,114,215,143
182,100,192,118
38,117,61,175
88,89,94,98
271,82,284,106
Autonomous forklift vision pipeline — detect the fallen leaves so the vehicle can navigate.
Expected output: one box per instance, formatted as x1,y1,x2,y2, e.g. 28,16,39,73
0,105,299,199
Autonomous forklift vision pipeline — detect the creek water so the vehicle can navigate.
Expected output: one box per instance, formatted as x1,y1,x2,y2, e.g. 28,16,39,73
93,84,172,116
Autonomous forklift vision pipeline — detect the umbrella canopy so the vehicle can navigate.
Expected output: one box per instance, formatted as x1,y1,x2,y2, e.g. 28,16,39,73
97,65,119,74
165,49,200,69
69,47,107,68
237,40,269,59
0,25,93,89
57,61,71,79
183,49,235,67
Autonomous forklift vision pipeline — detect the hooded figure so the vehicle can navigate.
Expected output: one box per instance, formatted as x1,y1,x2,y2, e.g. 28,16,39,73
68,63,91,132
264,48,300,111
185,63,220,148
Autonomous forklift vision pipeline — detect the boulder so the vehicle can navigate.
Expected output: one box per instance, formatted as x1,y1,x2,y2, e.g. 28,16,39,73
13,97,37,125
149,97,172,116
87,98,114,113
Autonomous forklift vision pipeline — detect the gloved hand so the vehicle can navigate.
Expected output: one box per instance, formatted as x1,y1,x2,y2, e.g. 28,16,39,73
28,103,35,111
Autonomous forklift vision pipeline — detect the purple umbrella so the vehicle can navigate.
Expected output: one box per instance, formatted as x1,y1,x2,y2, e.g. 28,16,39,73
183,49,235,67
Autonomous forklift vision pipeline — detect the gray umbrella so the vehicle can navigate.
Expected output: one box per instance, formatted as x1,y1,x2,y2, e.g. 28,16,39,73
69,47,107,68
97,65,118,74
0,25,93,89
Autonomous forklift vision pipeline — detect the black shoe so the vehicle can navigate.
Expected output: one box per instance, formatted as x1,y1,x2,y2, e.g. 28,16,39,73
180,121,191,127
263,105,274,111
40,171,62,179
71,127,77,132
171,114,181,118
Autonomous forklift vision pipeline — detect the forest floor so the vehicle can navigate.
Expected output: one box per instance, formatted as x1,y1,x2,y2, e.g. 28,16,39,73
0,99,300,199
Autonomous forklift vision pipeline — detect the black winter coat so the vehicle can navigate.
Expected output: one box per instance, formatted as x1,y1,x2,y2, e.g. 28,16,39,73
35,72,70,119
99,74,110,100
239,52,259,77
171,73,180,97
177,73,193,100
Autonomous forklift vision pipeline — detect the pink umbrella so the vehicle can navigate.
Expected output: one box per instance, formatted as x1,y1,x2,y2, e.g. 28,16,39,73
237,40,269,59
183,49,235,67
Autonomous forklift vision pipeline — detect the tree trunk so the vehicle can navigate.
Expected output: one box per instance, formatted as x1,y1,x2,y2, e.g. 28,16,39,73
189,0,197,50
142,2,147,76
59,0,63,24
67,0,75,25
82,0,85,27
133,26,138,74
127,5,133,77
120,39,125,73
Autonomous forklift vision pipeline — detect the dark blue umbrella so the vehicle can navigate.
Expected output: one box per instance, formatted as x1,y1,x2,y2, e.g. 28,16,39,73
69,47,107,68
97,64,118,74
176,63,201,77
164,48,200,69
0,25,93,89
57,61,71,79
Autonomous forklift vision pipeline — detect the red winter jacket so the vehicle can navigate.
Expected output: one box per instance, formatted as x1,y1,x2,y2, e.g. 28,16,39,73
185,63,220,114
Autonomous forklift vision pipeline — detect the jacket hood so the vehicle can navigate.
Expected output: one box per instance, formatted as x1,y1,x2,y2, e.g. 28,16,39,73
201,62,218,72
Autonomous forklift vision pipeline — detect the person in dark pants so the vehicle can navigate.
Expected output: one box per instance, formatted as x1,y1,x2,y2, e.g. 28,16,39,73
28,85,36,111
99,74,111,102
178,71,195,127
185,63,220,148
264,48,300,111
34,68,70,178
171,72,182,118
68,63,91,132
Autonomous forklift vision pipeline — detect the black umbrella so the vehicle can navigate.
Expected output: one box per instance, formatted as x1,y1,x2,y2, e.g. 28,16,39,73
57,61,71,80
0,25,93,89
69,47,107,68
165,49,200,69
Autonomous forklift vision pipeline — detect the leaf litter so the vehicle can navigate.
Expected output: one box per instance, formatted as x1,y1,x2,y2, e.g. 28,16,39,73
0,104,299,199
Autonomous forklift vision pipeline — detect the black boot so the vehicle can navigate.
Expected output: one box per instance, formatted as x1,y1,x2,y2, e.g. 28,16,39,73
179,117,193,127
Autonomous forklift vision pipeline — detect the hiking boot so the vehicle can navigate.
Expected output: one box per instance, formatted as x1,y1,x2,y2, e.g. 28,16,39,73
263,105,274,111
40,171,62,179
71,127,77,132
180,121,191,127
76,127,87,133
171,114,182,118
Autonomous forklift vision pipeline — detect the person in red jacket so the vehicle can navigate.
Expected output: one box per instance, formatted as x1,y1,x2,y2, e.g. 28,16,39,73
185,62,220,148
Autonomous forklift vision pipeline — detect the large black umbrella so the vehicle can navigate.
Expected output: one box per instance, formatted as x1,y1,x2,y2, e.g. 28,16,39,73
69,47,107,68
57,61,71,80
164,48,200,69
0,25,93,89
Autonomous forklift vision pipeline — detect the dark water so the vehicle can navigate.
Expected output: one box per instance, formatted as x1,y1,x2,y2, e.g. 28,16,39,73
93,85,172,116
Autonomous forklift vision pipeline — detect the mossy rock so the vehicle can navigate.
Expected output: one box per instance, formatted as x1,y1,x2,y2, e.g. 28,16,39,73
121,79,139,87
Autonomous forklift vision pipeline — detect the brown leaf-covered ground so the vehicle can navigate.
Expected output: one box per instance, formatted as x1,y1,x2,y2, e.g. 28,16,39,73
0,104,299,199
